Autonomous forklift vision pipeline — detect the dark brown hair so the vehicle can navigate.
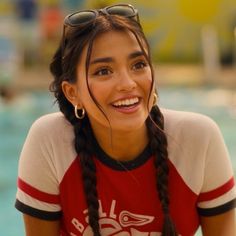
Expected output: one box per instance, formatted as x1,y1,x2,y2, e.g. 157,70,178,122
50,12,177,236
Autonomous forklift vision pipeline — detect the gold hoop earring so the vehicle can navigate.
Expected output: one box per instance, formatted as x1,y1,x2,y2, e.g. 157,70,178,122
153,93,158,106
74,105,85,119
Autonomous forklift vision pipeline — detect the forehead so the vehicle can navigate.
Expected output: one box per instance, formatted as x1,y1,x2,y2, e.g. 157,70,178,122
96,30,140,51
91,30,145,56
76,30,149,73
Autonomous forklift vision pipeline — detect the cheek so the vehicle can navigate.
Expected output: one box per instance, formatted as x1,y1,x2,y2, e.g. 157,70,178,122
141,66,153,83
81,82,108,113
89,80,113,102
89,83,105,102
141,71,153,94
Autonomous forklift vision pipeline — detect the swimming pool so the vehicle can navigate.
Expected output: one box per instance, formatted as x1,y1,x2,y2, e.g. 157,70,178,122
0,87,235,236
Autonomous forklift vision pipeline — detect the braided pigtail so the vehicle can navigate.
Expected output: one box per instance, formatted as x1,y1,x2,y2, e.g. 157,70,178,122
74,118,101,236
68,115,101,236
147,105,178,236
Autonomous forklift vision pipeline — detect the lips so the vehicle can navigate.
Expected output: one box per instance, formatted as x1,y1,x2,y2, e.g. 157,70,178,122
112,97,140,108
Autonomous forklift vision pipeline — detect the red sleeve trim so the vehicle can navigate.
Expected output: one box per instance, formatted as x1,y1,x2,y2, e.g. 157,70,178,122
198,177,235,202
18,178,60,204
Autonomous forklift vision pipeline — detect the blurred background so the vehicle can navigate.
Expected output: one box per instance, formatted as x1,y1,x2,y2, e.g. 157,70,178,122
0,0,236,235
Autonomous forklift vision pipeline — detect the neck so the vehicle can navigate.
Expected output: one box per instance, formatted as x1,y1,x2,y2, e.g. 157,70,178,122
92,124,149,161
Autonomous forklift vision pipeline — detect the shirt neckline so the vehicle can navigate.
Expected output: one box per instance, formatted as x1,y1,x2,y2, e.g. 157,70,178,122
92,137,152,171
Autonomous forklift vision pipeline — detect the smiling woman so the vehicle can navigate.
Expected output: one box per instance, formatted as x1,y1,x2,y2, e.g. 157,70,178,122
15,3,236,236
62,30,153,138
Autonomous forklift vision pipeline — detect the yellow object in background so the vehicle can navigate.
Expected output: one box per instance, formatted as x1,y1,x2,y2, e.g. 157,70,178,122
1,0,235,63
86,0,236,63
178,0,221,23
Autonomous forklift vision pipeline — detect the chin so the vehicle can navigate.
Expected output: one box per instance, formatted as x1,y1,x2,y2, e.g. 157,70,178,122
112,120,146,132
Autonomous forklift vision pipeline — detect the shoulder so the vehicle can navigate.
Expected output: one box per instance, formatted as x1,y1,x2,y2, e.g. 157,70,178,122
27,112,74,144
20,112,76,183
31,112,71,130
159,108,232,195
161,108,220,139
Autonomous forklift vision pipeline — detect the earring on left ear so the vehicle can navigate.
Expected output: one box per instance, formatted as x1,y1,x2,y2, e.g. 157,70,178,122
153,93,158,106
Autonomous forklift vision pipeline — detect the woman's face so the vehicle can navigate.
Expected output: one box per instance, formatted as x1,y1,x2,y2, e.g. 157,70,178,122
70,30,153,133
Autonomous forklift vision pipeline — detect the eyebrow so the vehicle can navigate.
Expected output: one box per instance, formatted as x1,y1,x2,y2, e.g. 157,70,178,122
128,51,145,59
89,50,145,65
90,57,113,65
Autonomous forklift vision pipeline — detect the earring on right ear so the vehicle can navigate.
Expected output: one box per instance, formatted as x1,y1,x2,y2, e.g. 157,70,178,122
74,105,86,119
153,93,158,106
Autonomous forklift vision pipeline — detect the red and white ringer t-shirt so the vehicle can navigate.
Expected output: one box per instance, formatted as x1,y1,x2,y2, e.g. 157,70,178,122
15,109,236,236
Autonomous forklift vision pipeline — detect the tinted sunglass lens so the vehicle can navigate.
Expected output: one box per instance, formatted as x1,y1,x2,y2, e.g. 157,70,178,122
68,11,96,25
107,6,135,17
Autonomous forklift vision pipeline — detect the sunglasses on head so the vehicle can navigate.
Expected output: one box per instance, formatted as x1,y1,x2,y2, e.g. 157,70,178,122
64,4,139,27
61,4,139,57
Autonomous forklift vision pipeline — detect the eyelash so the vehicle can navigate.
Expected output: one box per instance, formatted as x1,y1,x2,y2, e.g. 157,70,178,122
132,60,148,70
93,67,112,76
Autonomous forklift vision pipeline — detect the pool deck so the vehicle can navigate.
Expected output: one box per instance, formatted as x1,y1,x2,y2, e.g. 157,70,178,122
13,64,236,90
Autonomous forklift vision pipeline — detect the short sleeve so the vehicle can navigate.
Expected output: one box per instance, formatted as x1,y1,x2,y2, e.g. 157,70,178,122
197,118,236,216
15,115,62,221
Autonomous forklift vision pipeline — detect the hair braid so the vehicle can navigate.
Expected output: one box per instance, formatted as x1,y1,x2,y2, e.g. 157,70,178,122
147,105,178,236
75,119,101,236
66,114,101,236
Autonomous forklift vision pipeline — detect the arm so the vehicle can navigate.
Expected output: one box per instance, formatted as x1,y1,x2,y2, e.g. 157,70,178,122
16,116,63,235
200,209,236,236
196,116,236,235
23,214,61,236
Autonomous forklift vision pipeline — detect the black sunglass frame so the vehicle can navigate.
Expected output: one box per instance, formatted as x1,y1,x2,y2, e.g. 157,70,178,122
64,4,139,27
61,4,139,60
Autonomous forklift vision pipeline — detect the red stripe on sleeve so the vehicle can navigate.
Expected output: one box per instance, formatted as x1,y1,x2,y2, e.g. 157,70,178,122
198,177,235,202
18,178,60,204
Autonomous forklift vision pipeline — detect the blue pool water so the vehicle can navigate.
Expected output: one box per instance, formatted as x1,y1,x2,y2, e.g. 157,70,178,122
0,87,235,236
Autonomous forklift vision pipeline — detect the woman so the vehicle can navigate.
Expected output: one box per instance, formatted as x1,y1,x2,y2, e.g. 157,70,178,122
15,4,236,236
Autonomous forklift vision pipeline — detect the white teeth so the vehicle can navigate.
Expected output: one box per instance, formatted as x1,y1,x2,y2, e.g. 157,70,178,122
113,97,139,107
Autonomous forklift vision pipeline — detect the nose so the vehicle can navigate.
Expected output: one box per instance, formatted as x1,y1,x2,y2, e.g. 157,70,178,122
116,70,137,92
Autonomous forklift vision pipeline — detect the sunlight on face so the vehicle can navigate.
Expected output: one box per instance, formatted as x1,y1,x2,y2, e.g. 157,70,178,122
76,30,153,135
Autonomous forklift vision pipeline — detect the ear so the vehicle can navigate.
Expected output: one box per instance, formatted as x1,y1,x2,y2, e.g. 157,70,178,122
61,81,82,107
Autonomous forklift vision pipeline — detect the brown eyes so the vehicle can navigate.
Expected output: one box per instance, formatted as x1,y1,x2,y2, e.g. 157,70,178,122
92,60,148,77
132,61,147,70
93,67,112,76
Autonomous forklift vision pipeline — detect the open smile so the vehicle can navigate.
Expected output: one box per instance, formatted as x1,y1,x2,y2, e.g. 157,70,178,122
112,97,140,108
